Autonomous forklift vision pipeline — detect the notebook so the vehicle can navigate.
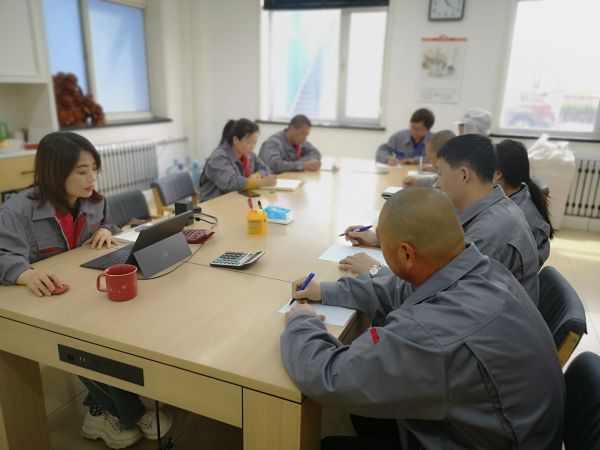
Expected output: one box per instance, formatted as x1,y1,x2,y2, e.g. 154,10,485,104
382,186,404,199
258,178,303,191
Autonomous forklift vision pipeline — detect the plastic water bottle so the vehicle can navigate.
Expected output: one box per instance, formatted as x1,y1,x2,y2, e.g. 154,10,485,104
190,161,203,187
165,158,179,175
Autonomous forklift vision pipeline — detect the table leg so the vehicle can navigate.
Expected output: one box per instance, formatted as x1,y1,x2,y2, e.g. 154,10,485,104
0,350,50,450
243,388,321,450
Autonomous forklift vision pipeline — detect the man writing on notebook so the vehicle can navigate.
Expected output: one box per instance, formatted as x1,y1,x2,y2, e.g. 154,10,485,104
258,114,322,174
281,188,564,450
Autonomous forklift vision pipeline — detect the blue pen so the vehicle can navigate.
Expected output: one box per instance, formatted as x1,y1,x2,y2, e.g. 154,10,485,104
338,225,373,237
289,272,315,306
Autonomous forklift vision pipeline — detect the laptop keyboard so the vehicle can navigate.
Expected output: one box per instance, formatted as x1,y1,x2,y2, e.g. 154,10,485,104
81,245,133,270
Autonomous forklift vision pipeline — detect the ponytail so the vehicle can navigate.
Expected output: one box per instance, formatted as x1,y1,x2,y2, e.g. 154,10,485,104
220,120,236,145
526,178,555,239
496,139,554,239
220,119,259,146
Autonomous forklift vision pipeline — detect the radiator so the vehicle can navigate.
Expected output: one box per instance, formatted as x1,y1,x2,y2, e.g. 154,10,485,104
565,159,600,219
95,140,158,197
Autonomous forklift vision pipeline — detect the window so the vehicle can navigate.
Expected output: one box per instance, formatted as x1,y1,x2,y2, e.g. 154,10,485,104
42,0,151,119
499,0,600,139
261,8,387,126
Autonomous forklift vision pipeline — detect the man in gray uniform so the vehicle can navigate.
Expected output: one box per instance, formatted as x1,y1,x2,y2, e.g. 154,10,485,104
375,108,434,165
342,135,539,305
282,188,564,450
435,134,539,304
258,114,321,174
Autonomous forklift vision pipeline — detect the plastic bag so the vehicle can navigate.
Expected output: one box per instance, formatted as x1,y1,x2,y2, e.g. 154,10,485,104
528,133,576,229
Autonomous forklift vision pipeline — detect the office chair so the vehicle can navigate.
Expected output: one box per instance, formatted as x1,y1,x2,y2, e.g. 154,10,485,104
150,171,199,216
564,352,600,450
106,190,152,228
538,266,587,367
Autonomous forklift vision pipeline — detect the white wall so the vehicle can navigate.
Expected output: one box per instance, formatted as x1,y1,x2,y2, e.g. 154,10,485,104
182,0,600,161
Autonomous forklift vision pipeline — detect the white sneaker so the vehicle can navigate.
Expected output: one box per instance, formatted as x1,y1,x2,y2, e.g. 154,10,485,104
136,409,173,440
81,410,143,449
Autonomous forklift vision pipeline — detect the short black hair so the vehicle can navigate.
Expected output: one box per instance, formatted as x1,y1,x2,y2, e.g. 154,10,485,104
437,134,496,182
289,114,311,128
410,108,435,130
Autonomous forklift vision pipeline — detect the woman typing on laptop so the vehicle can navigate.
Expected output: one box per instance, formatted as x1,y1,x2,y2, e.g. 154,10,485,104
0,132,172,448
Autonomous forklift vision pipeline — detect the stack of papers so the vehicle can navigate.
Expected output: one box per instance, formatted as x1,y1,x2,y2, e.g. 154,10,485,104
382,186,403,199
258,178,303,191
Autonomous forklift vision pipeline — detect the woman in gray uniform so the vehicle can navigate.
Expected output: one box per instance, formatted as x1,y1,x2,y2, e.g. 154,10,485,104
199,118,276,201
0,132,171,448
494,139,554,267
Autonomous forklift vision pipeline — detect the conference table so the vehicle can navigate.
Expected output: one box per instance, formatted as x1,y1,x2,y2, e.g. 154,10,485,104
0,158,410,449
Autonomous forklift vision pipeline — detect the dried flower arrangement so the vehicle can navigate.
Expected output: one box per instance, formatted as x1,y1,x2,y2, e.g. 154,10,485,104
53,72,106,127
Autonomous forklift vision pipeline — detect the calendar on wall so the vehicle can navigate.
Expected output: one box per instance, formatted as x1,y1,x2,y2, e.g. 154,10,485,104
418,35,467,104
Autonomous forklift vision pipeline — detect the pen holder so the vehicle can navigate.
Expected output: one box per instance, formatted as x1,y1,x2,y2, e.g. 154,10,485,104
247,210,267,236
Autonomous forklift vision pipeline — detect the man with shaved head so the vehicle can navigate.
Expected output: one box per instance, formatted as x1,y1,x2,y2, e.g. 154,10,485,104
281,188,564,450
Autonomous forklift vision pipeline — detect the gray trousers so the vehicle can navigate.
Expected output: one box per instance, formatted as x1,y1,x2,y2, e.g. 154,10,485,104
80,377,146,429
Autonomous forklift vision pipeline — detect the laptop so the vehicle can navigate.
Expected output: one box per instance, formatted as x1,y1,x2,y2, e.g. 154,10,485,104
81,211,193,277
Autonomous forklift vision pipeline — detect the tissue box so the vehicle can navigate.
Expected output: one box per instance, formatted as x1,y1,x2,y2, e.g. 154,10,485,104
263,206,294,224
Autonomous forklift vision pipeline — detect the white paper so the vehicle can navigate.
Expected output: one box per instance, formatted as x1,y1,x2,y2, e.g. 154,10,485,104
258,178,303,191
318,244,386,266
279,302,355,327
376,162,404,169
382,186,403,198
114,228,140,243
319,157,340,172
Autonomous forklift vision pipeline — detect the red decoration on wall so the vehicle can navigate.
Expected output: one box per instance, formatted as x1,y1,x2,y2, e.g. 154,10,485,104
53,72,106,127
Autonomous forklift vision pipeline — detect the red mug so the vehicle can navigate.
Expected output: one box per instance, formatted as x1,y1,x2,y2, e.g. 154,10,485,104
96,264,138,302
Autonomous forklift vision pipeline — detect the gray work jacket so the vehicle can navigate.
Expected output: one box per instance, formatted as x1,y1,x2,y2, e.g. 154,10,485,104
459,186,539,305
510,183,551,268
281,244,564,450
258,129,321,174
199,142,270,202
0,188,116,284
376,129,431,164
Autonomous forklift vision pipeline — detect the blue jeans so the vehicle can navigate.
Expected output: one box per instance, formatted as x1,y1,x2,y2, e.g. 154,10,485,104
80,377,146,429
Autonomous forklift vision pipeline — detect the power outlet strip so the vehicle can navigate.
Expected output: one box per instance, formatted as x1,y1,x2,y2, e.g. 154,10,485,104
58,344,144,386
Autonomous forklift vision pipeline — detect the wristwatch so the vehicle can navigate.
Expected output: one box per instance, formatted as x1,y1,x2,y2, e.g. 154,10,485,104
368,264,384,278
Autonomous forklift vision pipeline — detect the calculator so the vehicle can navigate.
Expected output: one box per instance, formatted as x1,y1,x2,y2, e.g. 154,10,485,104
210,251,265,269
182,229,214,244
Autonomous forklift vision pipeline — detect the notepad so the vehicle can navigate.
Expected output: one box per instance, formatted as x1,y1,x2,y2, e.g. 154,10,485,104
258,178,303,191
278,302,355,327
382,186,403,199
114,228,142,243
319,157,340,172
319,244,387,266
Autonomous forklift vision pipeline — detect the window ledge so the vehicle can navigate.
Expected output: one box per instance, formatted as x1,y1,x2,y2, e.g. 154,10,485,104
491,132,600,144
60,116,172,131
256,119,385,132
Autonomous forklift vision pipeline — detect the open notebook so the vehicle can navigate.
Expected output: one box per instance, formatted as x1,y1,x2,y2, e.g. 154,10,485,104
258,178,303,191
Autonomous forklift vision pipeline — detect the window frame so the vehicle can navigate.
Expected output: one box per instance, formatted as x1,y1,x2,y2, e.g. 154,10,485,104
496,0,600,140
261,6,388,127
70,0,153,121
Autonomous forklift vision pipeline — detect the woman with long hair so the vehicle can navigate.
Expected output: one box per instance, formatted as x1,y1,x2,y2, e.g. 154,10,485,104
494,139,554,267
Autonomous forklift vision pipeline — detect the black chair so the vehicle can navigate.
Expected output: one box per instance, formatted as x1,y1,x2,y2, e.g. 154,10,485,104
150,171,198,215
564,352,600,449
538,266,587,367
106,190,151,228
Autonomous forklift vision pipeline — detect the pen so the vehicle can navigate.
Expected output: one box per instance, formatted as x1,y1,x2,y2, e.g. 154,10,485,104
247,198,253,210
419,156,423,173
338,225,373,237
257,200,263,210
289,272,315,306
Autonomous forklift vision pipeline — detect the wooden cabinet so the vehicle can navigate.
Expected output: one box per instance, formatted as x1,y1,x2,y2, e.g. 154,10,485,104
0,154,36,202
0,0,49,83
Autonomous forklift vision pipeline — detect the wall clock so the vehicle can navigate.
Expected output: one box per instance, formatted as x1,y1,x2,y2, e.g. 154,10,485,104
429,0,465,21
